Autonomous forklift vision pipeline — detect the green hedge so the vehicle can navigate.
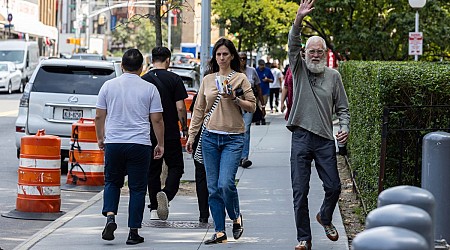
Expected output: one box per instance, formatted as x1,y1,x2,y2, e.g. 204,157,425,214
340,61,450,211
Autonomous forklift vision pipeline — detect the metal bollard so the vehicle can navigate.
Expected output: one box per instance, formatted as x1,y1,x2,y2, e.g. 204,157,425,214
352,226,429,250
365,204,433,250
422,132,450,243
378,185,435,238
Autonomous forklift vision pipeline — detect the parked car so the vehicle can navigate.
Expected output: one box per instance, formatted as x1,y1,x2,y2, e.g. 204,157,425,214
15,59,122,170
70,53,107,61
0,61,22,94
0,40,39,90
168,64,200,90
171,52,196,66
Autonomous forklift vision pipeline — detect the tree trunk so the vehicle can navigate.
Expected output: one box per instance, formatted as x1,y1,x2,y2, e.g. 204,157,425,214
155,0,163,47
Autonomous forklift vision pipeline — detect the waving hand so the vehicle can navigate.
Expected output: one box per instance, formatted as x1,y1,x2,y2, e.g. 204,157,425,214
295,0,316,26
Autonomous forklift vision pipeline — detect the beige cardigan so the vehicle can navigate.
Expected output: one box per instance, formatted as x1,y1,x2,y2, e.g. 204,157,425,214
188,72,256,143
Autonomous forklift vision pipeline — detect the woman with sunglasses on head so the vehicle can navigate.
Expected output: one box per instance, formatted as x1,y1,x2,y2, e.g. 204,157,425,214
186,38,256,244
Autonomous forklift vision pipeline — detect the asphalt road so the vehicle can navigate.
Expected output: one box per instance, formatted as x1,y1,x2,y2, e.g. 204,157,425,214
0,93,98,250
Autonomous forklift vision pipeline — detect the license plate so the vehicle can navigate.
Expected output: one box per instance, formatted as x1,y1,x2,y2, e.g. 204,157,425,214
63,109,83,120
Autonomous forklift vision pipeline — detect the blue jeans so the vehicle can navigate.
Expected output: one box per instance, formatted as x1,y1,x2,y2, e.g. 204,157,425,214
102,143,151,229
290,128,341,241
202,130,244,232
241,111,254,160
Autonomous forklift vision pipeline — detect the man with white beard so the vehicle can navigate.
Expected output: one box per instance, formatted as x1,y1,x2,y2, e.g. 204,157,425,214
286,0,350,249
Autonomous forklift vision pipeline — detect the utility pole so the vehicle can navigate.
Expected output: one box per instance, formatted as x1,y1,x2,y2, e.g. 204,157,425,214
200,0,211,80
86,0,91,52
6,0,10,39
167,2,171,51
75,0,82,52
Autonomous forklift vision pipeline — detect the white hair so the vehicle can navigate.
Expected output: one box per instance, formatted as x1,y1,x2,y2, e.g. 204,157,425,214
305,36,327,50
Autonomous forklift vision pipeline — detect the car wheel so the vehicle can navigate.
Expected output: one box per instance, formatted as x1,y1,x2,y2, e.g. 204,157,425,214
8,82,12,94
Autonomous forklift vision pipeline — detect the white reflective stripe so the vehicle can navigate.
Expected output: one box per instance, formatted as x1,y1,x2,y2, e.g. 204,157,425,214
17,185,61,196
20,158,61,169
70,164,104,173
71,141,100,150
187,112,192,119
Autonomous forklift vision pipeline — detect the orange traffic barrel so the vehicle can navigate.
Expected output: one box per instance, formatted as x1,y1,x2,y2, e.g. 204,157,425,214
180,91,196,147
66,118,105,187
17,129,61,213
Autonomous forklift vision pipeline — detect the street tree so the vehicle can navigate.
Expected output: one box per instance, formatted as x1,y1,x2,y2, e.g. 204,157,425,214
154,0,192,47
303,0,450,61
111,18,163,54
212,0,297,63
214,0,449,61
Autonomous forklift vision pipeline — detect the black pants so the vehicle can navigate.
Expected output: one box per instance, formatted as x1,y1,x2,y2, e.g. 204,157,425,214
147,139,184,210
269,88,280,110
290,128,341,241
193,132,210,219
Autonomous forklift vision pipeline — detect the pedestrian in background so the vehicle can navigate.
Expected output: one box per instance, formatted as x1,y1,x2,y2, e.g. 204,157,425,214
280,66,293,120
238,52,264,168
189,93,210,224
186,38,256,244
95,48,165,245
269,61,283,113
140,54,151,76
142,47,188,221
287,0,350,249
255,59,274,125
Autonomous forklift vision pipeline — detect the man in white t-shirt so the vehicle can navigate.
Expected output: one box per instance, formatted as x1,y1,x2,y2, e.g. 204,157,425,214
269,62,283,113
95,49,165,245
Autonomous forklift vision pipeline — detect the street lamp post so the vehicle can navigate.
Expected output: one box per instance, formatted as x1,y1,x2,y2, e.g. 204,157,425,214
200,0,211,80
408,0,426,61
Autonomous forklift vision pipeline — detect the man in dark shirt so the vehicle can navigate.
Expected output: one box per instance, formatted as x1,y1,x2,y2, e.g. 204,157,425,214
255,59,274,125
142,47,188,221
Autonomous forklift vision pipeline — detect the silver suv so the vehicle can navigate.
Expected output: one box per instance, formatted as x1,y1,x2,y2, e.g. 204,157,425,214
15,59,122,170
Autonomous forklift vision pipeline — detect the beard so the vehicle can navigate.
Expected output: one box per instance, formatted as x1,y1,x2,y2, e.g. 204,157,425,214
305,55,327,74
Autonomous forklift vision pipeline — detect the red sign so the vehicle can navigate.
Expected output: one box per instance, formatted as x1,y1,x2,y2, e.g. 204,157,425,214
409,32,423,56
327,50,336,68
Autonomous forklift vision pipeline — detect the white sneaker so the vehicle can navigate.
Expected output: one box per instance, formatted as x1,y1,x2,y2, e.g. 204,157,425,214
150,210,159,220
156,191,169,220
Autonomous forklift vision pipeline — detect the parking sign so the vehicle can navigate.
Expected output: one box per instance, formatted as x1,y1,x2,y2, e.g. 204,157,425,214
409,32,423,56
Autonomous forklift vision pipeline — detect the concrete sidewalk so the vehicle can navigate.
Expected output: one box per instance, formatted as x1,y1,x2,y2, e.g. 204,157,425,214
15,114,349,250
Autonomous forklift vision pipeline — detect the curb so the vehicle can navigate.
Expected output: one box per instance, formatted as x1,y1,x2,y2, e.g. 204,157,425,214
13,191,104,250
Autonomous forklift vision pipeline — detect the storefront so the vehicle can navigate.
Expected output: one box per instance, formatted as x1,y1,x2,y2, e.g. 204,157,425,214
1,0,58,56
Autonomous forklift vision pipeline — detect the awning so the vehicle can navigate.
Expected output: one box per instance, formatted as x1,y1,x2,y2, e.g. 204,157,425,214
13,19,58,40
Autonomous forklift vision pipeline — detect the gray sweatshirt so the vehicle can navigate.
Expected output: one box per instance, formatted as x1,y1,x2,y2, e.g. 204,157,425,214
287,25,350,141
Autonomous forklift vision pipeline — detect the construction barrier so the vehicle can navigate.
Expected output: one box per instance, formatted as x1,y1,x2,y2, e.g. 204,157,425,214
1,129,66,221
180,91,196,147
66,118,104,189
17,129,61,213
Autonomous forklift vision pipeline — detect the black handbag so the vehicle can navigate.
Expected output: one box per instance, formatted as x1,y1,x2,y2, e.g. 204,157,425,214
252,104,263,123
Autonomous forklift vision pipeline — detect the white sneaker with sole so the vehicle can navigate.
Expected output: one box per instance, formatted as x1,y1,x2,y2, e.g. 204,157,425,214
156,191,169,220
150,210,159,220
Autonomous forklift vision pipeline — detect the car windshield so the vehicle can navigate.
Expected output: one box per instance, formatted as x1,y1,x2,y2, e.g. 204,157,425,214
32,65,115,95
0,64,8,72
0,50,25,64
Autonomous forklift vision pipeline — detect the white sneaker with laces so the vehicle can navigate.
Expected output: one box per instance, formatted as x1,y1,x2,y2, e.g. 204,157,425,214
150,210,159,220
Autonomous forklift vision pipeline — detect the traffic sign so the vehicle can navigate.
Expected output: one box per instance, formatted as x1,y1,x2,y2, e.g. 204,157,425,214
7,13,13,22
4,24,14,28
409,32,423,56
